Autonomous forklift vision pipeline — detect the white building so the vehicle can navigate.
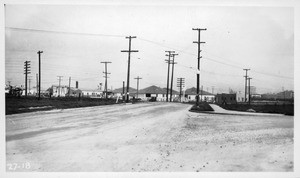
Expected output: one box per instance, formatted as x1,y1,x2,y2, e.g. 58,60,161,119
51,85,68,97
184,87,215,102
81,89,103,98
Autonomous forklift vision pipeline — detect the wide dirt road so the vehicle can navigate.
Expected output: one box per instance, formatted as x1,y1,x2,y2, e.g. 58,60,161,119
6,102,293,172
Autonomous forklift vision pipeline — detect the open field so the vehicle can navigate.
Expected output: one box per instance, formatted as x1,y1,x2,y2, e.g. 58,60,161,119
6,102,293,172
5,96,119,115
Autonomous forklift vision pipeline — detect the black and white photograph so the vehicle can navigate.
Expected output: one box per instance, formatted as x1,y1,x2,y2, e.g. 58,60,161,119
1,0,299,177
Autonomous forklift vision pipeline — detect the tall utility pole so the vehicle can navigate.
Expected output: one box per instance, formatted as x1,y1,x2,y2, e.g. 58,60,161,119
121,36,139,103
165,51,175,102
101,61,112,99
68,77,71,96
57,76,63,97
177,78,185,102
24,61,31,96
170,53,178,102
248,77,252,105
37,51,43,100
243,69,250,102
192,28,207,104
134,76,142,99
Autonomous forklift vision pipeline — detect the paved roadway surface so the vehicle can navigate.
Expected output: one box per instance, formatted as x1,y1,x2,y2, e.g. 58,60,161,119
6,102,293,172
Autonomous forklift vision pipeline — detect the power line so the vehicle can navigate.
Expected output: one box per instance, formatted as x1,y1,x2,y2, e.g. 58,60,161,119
138,37,293,80
6,27,125,38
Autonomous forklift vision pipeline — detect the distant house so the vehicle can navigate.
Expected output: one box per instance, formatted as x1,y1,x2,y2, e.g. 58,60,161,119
184,87,215,102
68,87,82,97
215,93,237,105
138,85,178,101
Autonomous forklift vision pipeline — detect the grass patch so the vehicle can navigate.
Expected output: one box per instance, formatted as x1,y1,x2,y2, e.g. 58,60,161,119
189,102,214,113
218,103,294,116
5,96,119,115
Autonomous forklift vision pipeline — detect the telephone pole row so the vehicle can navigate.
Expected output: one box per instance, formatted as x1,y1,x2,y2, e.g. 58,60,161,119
165,51,175,102
121,36,139,103
170,53,178,102
101,61,112,99
24,60,31,97
192,28,207,103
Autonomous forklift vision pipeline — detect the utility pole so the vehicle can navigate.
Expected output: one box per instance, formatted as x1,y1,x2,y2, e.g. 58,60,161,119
177,78,185,102
37,51,43,100
122,81,125,101
28,76,32,95
68,77,71,96
243,69,250,102
201,85,203,101
165,51,175,102
212,86,214,95
57,76,63,97
101,61,112,99
282,87,285,104
192,28,207,104
248,77,252,105
36,73,38,95
121,36,139,103
134,76,142,99
24,60,31,96
170,53,178,102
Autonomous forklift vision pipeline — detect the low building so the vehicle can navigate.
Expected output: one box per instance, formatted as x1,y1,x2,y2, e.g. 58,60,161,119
215,93,237,105
81,89,103,98
236,91,247,102
184,87,215,102
112,87,137,100
50,85,68,97
138,85,178,101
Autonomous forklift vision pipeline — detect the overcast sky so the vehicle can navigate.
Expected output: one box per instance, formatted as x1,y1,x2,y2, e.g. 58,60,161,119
4,3,294,94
